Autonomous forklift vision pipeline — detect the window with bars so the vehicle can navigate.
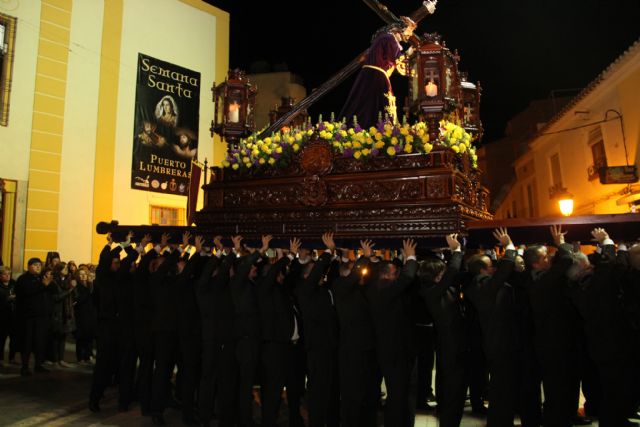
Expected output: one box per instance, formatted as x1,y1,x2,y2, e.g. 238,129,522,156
149,206,185,226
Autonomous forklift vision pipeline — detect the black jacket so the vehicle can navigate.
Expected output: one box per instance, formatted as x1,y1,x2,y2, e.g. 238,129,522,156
258,256,296,343
367,259,418,363
15,272,49,318
230,252,262,340
333,257,375,352
196,253,235,343
420,251,467,357
0,279,16,323
295,252,338,352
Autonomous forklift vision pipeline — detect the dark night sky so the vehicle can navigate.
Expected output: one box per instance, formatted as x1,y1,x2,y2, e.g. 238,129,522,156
204,0,640,142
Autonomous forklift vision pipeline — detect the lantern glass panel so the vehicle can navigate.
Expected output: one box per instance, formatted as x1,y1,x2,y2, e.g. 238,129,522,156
422,59,440,97
411,60,419,102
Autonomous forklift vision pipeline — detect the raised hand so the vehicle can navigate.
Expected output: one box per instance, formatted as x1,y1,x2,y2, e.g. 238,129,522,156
125,230,134,244
492,227,512,247
182,231,192,247
261,235,273,253
140,233,152,248
445,233,461,251
360,239,375,257
213,235,223,251
550,225,567,246
231,235,243,253
194,235,204,253
290,237,302,255
322,232,336,251
160,232,170,248
402,238,417,258
591,227,609,244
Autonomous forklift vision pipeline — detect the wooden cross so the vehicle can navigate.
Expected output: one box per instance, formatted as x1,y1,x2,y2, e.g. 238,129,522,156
259,1,438,138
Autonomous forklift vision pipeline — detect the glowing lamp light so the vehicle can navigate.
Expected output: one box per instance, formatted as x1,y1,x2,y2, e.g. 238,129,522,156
228,101,240,123
558,196,574,216
425,80,438,97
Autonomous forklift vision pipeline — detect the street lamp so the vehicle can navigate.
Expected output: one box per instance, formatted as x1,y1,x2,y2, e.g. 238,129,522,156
556,190,574,216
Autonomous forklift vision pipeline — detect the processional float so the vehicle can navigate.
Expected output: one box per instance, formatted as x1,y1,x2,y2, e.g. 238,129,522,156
98,0,495,247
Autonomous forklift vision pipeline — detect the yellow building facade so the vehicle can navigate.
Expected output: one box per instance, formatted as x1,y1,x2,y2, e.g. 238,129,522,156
495,40,640,219
0,0,229,272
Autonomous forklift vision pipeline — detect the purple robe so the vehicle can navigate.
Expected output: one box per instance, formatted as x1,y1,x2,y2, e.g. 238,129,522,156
340,33,402,128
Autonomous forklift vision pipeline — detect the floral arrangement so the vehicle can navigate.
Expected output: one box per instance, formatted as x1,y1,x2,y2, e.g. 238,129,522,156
222,117,478,172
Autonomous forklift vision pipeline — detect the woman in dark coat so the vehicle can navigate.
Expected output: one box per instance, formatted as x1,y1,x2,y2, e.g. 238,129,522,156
73,268,96,364
49,262,74,367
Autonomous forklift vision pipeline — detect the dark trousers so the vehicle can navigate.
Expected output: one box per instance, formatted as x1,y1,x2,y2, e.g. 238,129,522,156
151,330,200,419
90,320,120,402
597,357,637,427
135,327,154,414
51,332,65,363
518,350,542,427
538,350,580,427
118,329,137,407
468,328,488,409
437,349,468,427
75,335,93,362
339,347,378,427
0,322,17,361
379,353,412,427
487,354,518,427
306,346,339,427
414,326,435,405
260,341,290,427
21,316,48,370
217,338,259,427
287,340,307,427
199,340,222,423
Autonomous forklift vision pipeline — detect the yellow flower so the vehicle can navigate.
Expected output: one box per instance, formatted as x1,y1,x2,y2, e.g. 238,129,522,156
293,143,300,152
222,160,230,167
386,146,396,156
384,129,393,137
424,143,433,153
259,158,266,165
362,148,371,156
232,163,239,170
400,128,409,136
348,128,355,135
326,123,334,132
275,146,283,154
307,129,313,136
421,135,430,144
374,132,383,141
405,134,414,143
459,143,467,153
404,144,413,153
340,130,347,137
242,156,250,163
264,137,272,144
353,141,362,149
391,137,398,145
273,134,281,143
353,151,362,159
369,126,377,133
375,141,385,149
451,145,460,153
252,149,260,156
287,136,295,144
268,158,276,165
295,133,303,142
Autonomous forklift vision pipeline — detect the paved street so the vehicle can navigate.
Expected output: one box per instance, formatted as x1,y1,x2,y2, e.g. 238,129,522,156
0,343,620,427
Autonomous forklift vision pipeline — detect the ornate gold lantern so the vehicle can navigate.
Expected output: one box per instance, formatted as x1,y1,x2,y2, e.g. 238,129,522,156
211,69,257,147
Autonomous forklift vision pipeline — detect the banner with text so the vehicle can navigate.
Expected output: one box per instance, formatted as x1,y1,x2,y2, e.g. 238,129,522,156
131,53,200,195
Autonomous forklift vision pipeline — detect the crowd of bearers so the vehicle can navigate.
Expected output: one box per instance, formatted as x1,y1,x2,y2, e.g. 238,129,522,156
50,224,639,426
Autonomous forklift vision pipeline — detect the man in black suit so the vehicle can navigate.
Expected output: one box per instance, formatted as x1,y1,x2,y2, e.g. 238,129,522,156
295,232,340,427
196,235,234,427
367,238,418,427
526,225,581,427
333,240,377,427
257,238,302,427
418,234,467,427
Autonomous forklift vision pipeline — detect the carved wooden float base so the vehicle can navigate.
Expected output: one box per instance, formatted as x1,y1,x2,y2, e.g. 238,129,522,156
195,141,492,243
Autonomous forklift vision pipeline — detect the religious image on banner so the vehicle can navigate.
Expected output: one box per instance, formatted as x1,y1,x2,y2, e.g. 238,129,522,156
131,53,201,195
